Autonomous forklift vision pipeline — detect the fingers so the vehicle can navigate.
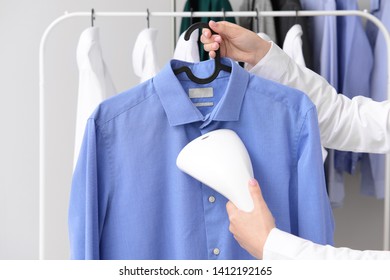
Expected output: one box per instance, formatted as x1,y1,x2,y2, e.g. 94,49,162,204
226,200,238,215
201,28,212,39
200,33,220,59
201,20,221,37
226,201,239,235
200,33,221,47
202,41,220,52
226,179,264,215
201,20,230,59
248,178,265,209
208,20,231,35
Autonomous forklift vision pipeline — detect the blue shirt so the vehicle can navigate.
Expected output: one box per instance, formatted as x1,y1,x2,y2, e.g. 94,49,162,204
69,58,334,260
300,0,338,85
333,0,373,176
300,0,345,208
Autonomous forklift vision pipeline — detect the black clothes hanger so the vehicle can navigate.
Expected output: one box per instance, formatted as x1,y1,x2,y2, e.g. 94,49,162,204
91,8,95,27
146,8,150,28
249,0,257,31
173,22,232,84
190,8,194,25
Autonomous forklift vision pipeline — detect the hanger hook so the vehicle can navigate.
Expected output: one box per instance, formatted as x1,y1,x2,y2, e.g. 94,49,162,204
174,22,232,84
222,8,226,21
295,9,299,25
91,8,95,27
190,8,194,25
255,8,260,33
146,8,150,28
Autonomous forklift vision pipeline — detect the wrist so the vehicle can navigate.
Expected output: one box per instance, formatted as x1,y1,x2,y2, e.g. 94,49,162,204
258,226,276,259
251,40,271,66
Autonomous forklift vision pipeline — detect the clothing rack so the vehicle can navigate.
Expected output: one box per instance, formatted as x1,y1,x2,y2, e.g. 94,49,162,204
39,9,390,259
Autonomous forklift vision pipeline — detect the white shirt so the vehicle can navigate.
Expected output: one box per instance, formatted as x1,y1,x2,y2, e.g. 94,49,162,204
283,24,306,68
74,27,116,169
173,28,200,63
132,28,159,83
251,42,390,260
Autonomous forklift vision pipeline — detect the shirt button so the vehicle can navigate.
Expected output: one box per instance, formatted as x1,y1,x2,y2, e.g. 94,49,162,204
208,195,216,203
213,248,220,256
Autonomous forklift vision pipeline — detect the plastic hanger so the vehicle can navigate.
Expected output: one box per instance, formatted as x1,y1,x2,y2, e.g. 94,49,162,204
146,8,150,28
173,22,232,84
91,8,95,27
190,8,194,25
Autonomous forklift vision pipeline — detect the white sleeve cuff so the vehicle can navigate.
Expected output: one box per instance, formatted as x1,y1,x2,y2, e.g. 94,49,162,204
248,42,290,83
263,228,390,260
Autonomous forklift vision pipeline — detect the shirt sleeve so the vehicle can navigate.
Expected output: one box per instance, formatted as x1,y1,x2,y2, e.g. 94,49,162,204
294,107,334,245
69,118,110,260
249,42,390,154
263,228,390,260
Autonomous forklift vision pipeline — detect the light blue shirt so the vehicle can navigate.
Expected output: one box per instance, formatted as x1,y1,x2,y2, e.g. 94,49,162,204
333,0,373,177
69,58,334,260
300,0,345,207
300,0,338,85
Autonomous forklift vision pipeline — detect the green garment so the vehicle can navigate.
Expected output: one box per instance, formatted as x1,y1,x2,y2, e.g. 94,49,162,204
180,0,236,61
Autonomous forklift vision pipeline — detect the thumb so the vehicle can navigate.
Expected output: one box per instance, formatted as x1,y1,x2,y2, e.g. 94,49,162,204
248,178,265,208
208,20,230,35
226,200,238,216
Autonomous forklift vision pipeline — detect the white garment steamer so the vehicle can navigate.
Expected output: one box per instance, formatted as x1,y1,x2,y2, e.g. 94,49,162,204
177,129,254,212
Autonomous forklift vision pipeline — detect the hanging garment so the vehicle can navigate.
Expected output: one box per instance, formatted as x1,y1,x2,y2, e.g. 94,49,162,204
361,0,389,200
282,24,328,163
250,42,390,155
73,27,116,170
173,28,200,62
132,28,159,83
300,0,337,82
300,0,342,207
251,40,390,204
238,0,277,43
179,0,236,61
282,24,305,67
69,58,334,260
365,0,381,47
333,0,373,176
270,0,313,70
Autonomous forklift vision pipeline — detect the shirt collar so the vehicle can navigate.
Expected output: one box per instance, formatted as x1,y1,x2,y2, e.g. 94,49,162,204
153,58,249,127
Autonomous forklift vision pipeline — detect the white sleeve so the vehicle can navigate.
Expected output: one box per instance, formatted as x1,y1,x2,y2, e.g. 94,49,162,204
249,43,390,154
263,228,390,260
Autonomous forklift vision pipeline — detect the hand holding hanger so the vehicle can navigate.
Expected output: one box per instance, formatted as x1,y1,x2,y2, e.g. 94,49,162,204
200,20,271,67
173,22,232,84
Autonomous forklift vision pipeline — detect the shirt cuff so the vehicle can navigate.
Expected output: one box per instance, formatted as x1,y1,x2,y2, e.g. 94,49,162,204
248,42,290,82
263,228,300,260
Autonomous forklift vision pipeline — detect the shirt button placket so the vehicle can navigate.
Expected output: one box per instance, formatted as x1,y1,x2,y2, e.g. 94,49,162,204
213,248,220,256
208,195,216,203
202,183,222,259
208,194,219,258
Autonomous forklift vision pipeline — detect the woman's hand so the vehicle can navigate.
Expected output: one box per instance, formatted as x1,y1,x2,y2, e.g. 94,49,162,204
200,20,271,66
226,179,276,259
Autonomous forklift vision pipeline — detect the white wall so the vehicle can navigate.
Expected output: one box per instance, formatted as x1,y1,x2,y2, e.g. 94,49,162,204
0,0,385,260
333,166,384,250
